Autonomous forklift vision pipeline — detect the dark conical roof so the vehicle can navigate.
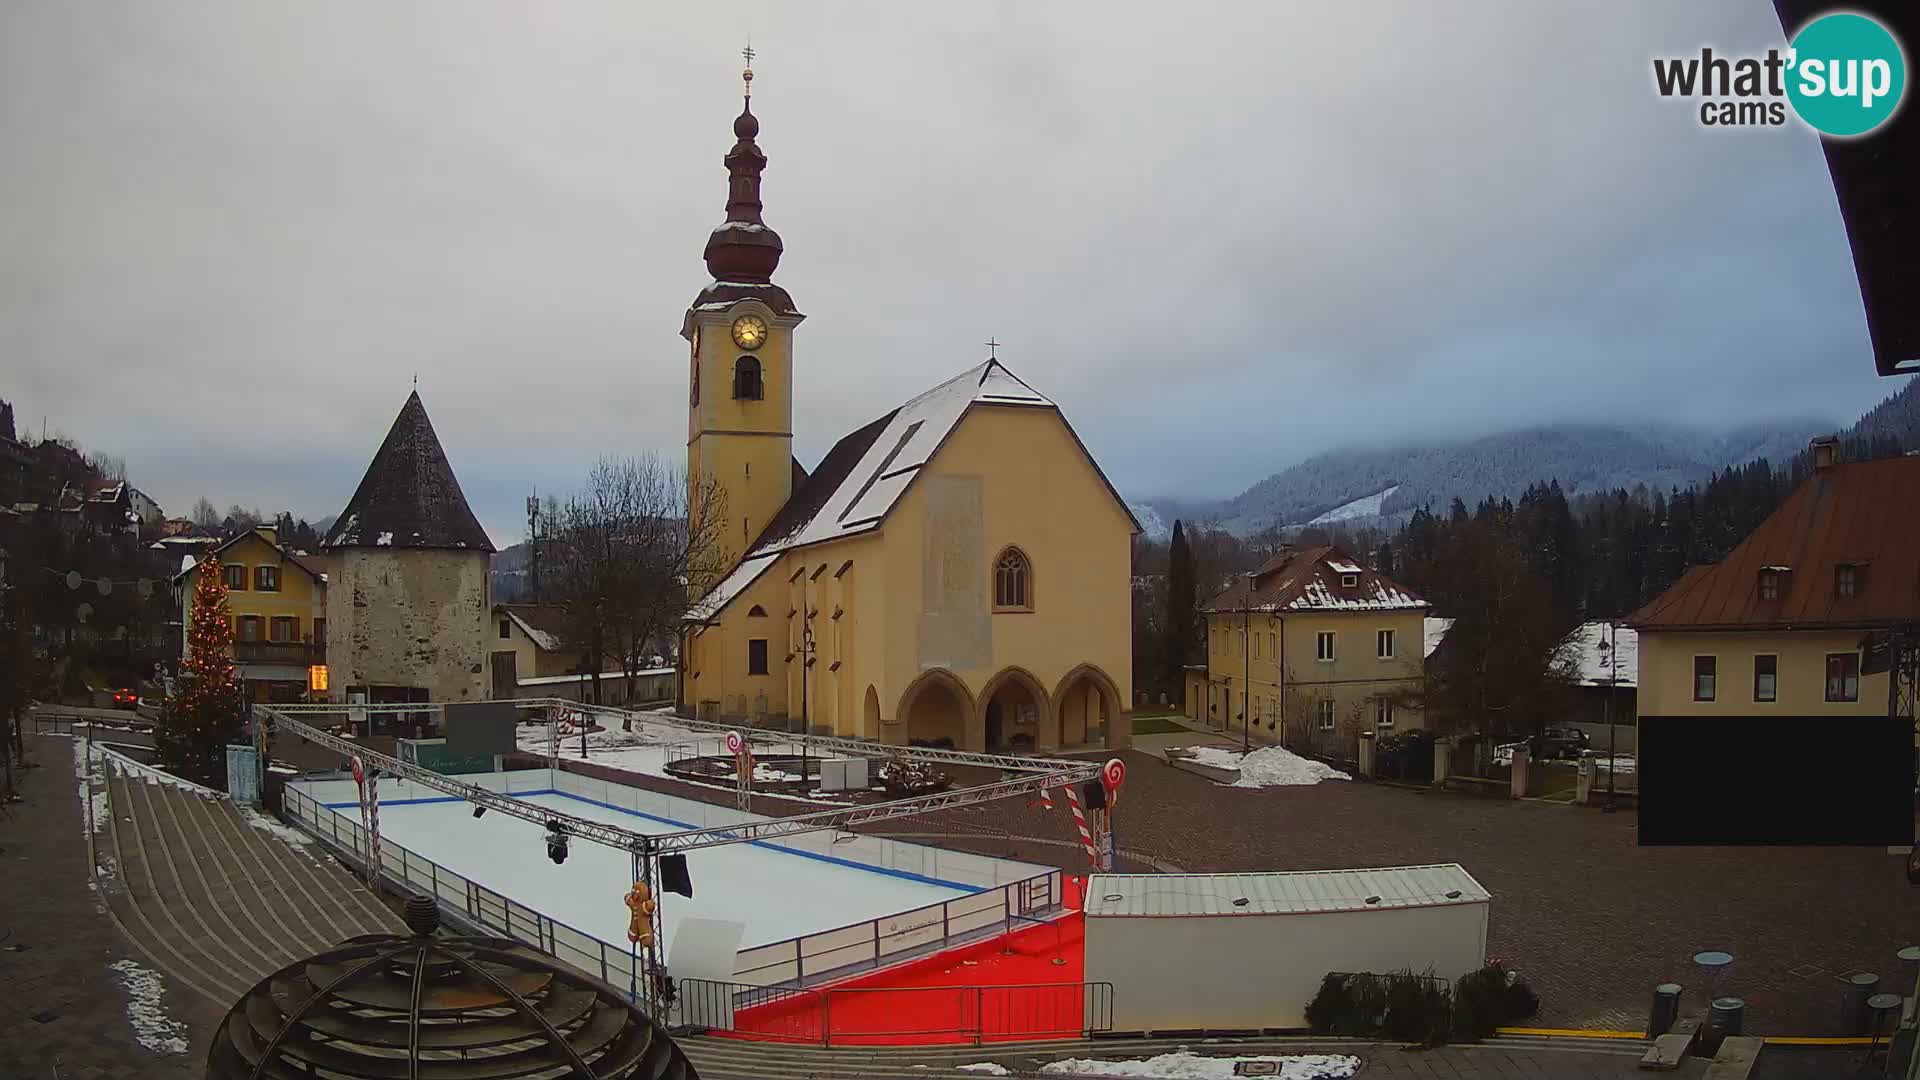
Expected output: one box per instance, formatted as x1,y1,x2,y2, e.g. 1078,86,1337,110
323,391,495,552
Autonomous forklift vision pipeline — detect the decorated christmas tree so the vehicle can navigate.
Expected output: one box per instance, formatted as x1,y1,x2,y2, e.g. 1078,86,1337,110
159,554,246,787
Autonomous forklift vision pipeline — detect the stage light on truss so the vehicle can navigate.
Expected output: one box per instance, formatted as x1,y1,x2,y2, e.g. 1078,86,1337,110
545,820,569,865
471,803,486,819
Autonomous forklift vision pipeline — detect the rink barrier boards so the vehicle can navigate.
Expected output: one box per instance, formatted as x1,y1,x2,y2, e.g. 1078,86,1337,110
669,978,1116,1046
281,770,1065,995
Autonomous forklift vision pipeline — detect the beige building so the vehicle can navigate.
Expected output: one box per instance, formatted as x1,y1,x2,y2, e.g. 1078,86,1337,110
1627,442,1912,723
677,74,1136,753
1187,546,1431,757
322,391,496,712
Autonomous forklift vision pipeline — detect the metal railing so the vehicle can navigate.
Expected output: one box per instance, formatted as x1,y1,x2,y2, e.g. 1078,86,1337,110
30,710,154,736
674,978,1114,1046
281,782,1064,998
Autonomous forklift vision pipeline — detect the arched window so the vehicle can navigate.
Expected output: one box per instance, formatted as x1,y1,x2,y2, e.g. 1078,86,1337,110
993,547,1032,610
747,604,767,617
733,356,763,400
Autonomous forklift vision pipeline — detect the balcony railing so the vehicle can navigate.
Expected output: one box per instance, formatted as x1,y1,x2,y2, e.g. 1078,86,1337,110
233,640,323,665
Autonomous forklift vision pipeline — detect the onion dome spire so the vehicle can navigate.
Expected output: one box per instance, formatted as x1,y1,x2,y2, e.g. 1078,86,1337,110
703,45,784,285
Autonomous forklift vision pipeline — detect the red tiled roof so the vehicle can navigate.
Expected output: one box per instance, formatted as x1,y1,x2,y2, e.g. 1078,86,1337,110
1627,454,1920,631
1200,545,1427,614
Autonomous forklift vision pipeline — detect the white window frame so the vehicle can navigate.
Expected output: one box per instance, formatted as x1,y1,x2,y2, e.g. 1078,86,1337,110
1374,697,1394,728
1377,628,1395,659
1753,654,1778,703
1692,655,1717,702
1340,573,1358,588
1825,651,1860,703
1315,698,1336,731
1316,631,1336,662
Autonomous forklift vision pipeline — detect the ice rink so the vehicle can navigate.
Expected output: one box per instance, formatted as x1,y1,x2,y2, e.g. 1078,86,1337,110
310,788,978,953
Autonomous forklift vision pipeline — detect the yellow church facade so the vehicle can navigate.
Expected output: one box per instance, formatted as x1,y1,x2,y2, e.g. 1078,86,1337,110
676,68,1134,753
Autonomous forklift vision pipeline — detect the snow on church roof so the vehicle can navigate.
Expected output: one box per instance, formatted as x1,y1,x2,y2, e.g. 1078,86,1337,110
686,359,1138,623
1558,620,1638,688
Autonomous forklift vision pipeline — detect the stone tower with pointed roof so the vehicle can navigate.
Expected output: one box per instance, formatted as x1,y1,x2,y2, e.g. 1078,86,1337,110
677,63,1139,753
323,391,496,710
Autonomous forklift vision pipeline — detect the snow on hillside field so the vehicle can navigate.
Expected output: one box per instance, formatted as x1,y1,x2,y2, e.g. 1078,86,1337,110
1184,746,1351,787
1306,484,1400,525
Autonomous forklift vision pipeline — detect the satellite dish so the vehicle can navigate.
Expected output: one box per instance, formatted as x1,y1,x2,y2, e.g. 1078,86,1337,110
76,602,93,624
66,570,82,590
96,577,113,596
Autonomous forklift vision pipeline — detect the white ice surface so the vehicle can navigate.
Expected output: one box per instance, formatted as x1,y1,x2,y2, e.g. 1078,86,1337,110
320,791,973,952
1040,1051,1361,1079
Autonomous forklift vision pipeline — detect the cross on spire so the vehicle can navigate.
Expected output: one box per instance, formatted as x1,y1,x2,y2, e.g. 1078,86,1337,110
984,338,1002,360
742,39,755,98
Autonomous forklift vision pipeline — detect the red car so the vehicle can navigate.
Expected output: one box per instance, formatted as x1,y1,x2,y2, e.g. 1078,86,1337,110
111,688,138,710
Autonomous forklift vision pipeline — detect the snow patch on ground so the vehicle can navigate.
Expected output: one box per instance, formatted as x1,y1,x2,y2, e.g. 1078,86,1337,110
108,958,192,1055
73,738,108,835
1040,1051,1361,1079
1184,745,1352,787
1307,485,1400,525
240,805,317,848
957,1065,1011,1075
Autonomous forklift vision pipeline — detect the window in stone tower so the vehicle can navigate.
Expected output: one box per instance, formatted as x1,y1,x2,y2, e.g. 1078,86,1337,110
733,356,763,400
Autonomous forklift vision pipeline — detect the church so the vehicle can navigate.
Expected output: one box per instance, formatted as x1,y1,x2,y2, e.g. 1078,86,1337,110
677,63,1136,754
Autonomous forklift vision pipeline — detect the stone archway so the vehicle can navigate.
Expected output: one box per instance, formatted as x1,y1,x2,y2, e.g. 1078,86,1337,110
896,668,975,750
978,667,1051,753
863,684,882,739
1053,664,1127,750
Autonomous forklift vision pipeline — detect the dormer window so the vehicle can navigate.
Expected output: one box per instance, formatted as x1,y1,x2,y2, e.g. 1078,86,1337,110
1340,573,1358,588
1835,562,1863,599
1758,570,1780,600
732,356,764,400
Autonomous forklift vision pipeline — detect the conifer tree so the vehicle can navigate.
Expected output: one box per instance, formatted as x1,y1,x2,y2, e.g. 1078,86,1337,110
159,554,246,787
1165,520,1196,696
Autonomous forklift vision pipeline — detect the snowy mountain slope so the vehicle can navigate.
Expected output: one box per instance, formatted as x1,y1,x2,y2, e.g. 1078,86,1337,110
1133,418,1833,537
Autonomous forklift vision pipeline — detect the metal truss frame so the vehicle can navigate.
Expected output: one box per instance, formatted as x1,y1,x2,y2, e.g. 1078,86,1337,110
259,705,1098,855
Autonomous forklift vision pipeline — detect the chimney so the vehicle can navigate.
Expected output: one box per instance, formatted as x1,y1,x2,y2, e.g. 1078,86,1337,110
1810,436,1839,472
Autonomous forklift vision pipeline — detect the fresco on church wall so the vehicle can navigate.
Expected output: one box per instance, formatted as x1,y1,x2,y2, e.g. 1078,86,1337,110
919,474,990,671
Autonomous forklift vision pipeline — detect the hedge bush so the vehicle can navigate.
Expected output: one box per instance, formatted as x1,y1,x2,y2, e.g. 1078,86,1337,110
1452,962,1539,1041
1307,963,1540,1045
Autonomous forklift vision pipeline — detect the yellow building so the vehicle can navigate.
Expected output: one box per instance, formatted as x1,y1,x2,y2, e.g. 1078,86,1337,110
677,72,1136,753
1627,442,1910,722
1188,546,1431,757
176,526,327,703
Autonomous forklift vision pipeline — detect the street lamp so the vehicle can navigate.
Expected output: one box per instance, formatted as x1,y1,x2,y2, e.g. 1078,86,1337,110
1603,620,1618,813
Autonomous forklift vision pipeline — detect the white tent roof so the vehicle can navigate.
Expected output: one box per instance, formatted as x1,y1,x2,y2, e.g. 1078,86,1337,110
1084,864,1489,917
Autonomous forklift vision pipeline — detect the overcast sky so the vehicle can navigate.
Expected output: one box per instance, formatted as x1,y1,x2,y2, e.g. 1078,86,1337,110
0,1,1896,546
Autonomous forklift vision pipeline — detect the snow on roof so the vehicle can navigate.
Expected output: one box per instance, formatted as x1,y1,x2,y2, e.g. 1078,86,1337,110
1084,864,1489,917
1424,617,1454,658
504,609,565,652
1326,559,1364,575
686,552,779,622
1288,574,1425,612
1558,621,1638,688
751,360,1053,555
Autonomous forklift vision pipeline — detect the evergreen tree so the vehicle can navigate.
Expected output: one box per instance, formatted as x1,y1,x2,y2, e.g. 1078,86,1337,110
1165,520,1196,697
159,555,246,788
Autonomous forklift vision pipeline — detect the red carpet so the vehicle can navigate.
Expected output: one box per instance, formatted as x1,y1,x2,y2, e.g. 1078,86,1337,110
719,875,1091,1045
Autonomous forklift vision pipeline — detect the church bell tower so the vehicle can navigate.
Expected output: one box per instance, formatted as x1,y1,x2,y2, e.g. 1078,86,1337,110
684,49,804,558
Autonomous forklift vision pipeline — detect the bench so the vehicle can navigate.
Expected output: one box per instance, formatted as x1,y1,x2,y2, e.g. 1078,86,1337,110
1640,1017,1700,1070
1702,1036,1762,1080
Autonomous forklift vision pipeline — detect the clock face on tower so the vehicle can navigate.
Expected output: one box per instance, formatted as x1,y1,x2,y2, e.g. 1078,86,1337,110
731,314,768,351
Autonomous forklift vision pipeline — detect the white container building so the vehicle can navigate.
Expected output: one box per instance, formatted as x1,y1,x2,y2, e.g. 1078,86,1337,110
1083,863,1491,1034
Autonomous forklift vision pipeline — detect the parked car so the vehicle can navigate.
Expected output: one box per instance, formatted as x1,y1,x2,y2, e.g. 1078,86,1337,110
1535,726,1591,760
111,688,139,710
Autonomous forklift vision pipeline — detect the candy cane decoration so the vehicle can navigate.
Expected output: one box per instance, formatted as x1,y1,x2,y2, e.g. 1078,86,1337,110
1039,787,1054,810
1064,784,1097,866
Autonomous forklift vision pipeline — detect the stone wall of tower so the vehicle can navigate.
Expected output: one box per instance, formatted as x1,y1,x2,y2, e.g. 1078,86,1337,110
324,548,491,704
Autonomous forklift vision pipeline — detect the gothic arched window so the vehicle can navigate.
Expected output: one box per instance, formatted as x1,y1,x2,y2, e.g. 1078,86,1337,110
733,356,763,400
993,547,1032,611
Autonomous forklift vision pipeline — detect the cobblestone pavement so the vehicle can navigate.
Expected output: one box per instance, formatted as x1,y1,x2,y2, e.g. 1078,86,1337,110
884,750,1920,1037
0,735,215,1079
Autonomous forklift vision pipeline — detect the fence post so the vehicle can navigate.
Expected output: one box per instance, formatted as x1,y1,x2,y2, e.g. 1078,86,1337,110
873,919,881,969
795,941,804,986
822,988,832,1047
975,986,984,1046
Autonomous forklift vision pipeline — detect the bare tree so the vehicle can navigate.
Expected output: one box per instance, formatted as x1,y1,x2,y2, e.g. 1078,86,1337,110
545,455,730,726
91,453,128,486
190,497,221,531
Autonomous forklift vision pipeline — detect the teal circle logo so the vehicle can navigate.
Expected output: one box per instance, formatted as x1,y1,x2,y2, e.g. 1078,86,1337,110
1786,12,1906,137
